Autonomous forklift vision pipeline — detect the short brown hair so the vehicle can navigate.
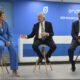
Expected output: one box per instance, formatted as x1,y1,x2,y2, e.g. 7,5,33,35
0,10,4,17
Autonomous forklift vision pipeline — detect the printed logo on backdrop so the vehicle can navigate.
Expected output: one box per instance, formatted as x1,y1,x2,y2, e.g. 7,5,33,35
68,9,80,14
43,6,48,14
60,9,80,20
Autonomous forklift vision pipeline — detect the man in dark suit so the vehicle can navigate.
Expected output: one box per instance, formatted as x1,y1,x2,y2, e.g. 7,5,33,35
21,12,56,64
68,11,80,72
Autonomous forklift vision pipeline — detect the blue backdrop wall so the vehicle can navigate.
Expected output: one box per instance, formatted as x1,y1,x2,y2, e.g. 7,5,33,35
1,1,80,57
14,1,80,35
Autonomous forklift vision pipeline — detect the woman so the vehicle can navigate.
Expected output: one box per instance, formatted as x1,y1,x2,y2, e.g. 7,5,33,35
0,10,20,77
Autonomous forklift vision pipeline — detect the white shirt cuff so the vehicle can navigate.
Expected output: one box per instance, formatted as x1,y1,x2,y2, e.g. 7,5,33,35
48,33,49,36
25,35,27,38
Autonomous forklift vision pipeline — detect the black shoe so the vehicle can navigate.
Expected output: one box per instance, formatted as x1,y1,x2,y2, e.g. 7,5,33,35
46,57,50,64
37,57,43,64
71,61,76,72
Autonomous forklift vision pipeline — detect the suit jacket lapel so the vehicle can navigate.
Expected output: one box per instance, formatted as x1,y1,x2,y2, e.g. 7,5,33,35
45,21,47,32
0,27,3,34
0,21,4,34
3,21,6,34
77,21,79,33
37,23,39,36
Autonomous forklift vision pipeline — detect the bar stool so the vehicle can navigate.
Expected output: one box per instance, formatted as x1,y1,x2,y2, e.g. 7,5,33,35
0,53,9,79
33,45,53,75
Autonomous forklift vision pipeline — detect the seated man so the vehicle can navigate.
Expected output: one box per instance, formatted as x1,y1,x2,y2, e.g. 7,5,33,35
68,11,80,72
21,12,56,64
0,10,20,77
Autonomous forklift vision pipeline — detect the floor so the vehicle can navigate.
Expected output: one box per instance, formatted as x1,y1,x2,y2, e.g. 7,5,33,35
0,63,80,80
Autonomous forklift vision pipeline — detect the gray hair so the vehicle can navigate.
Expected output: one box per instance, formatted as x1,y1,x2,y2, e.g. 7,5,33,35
38,12,45,18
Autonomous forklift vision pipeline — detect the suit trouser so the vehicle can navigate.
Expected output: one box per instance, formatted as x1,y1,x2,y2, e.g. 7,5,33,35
68,40,79,63
0,40,18,70
32,39,56,58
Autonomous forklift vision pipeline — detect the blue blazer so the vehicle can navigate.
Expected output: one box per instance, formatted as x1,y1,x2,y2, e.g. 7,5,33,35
71,20,79,41
0,21,12,43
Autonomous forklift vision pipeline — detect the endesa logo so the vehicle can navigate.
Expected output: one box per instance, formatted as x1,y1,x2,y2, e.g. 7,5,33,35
68,9,80,14
43,6,48,14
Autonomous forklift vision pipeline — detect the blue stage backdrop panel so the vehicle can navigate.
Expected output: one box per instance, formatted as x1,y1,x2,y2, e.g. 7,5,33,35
23,44,80,57
14,1,80,35
13,1,80,57
0,1,77,57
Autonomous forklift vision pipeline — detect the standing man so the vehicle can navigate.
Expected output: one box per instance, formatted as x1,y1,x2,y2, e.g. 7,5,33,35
68,11,80,72
21,12,56,64
0,10,20,77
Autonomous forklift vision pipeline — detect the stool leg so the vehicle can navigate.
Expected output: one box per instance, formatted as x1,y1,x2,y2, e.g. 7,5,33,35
1,66,5,80
75,50,80,61
33,59,38,72
41,47,44,54
38,48,44,70
33,47,44,72
49,63,53,71
33,47,53,74
38,47,45,70
39,63,41,70
0,60,5,80
43,48,48,75
2,56,9,74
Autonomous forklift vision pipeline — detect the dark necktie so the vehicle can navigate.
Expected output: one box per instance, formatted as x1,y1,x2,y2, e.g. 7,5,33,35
41,23,45,40
79,20,80,34
79,20,80,39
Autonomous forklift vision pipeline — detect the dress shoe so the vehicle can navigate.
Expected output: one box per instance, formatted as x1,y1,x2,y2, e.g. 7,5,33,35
13,70,20,77
71,61,76,72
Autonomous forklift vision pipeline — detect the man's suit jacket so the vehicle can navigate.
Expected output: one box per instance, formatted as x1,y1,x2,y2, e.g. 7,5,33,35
27,21,54,41
0,21,12,43
71,20,80,41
